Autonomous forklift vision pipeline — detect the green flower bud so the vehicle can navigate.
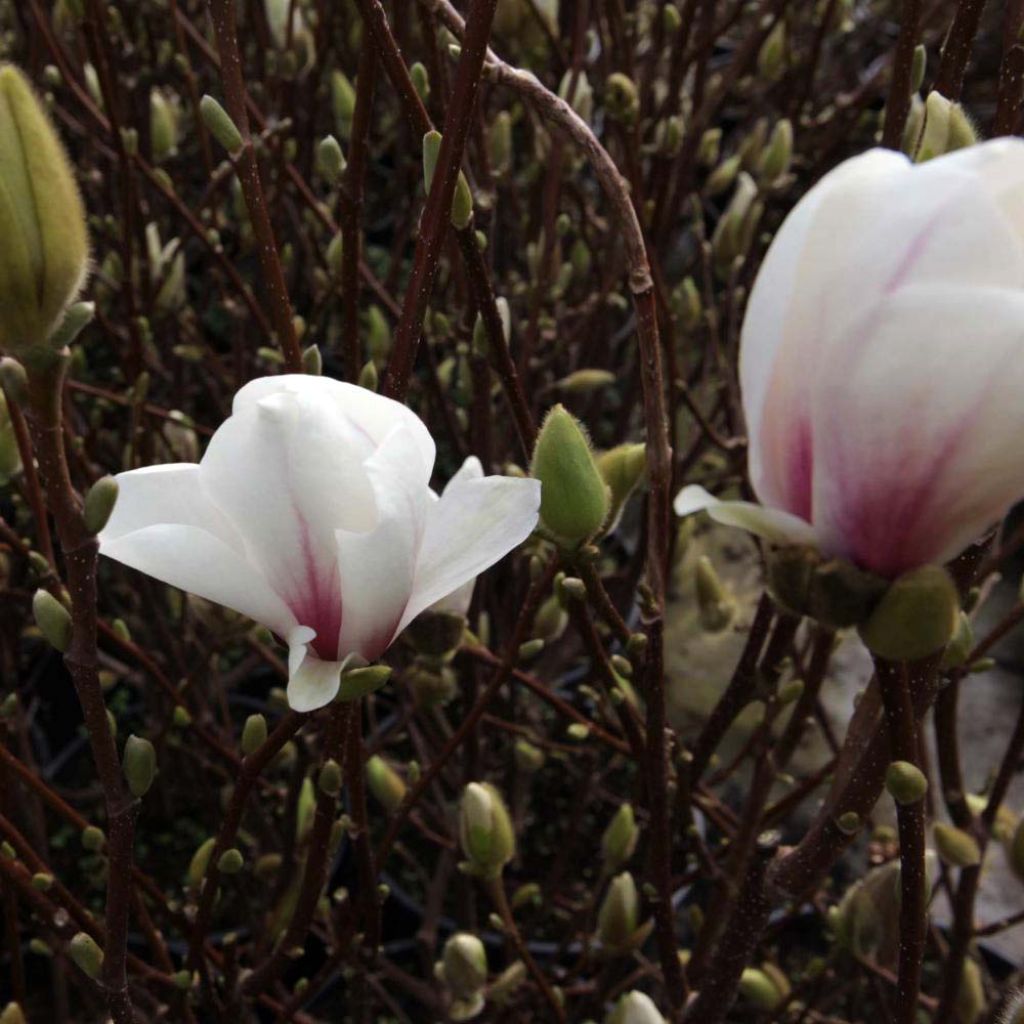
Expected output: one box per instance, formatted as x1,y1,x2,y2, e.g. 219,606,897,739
941,612,974,669
296,776,316,841
956,957,984,1024
318,758,343,797
0,1003,27,1024
458,781,515,879
518,637,545,661
705,153,741,197
757,20,787,81
366,304,391,362
199,94,243,154
555,368,616,394
123,734,156,797
886,760,928,805
933,822,981,868
663,4,682,34
836,811,862,835
605,72,639,124
673,277,702,330
83,475,118,536
0,65,90,358
910,44,927,94
488,110,512,178
330,71,356,135
316,135,346,182
602,803,639,871
422,130,474,229
32,589,71,651
597,871,648,954
186,839,214,888
241,713,267,755
255,852,283,879
439,932,488,997
698,127,722,167
81,825,105,852
149,89,179,162
695,555,736,632
172,705,191,727
301,343,322,376
531,405,610,547
513,739,545,773
739,965,788,1011
607,991,666,1024
859,565,960,662
48,300,94,350
0,357,27,404
359,359,378,391
337,664,392,700
68,932,103,979
916,91,977,162
31,871,54,890
410,61,430,101
217,848,244,875
366,755,406,813
759,118,793,184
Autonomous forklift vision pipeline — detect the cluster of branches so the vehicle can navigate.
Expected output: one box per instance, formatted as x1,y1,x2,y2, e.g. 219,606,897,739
2,0,1024,1022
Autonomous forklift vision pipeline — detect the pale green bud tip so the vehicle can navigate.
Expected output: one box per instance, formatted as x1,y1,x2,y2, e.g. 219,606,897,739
531,405,610,546
0,1002,27,1024
49,301,94,350
452,171,474,229
83,476,118,535
607,991,666,1024
423,130,442,193
123,734,157,797
81,825,105,852
337,663,392,700
597,871,640,951
318,758,343,796
217,848,244,874
199,94,243,153
240,713,268,755
859,564,959,662
695,555,735,632
410,62,430,101
602,803,638,870
605,72,639,123
910,45,927,94
0,357,27,404
836,811,861,835
513,739,545,772
301,343,322,376
33,589,72,651
459,781,515,878
0,64,89,357
316,135,346,182
441,933,488,996
885,760,928,805
739,966,788,1011
366,755,406,812
933,822,981,868
68,932,103,978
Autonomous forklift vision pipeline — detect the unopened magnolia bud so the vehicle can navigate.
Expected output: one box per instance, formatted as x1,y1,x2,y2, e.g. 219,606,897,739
83,476,118,535
366,755,406,812
318,758,343,797
597,872,642,953
81,825,105,852
757,20,787,81
452,171,473,229
187,837,215,888
859,565,959,662
440,932,488,996
605,72,639,124
706,153,740,196
739,966,788,1011
518,637,545,661
241,713,267,755
607,990,666,1024
514,739,545,773
68,932,103,979
31,871,54,890
0,65,89,359
597,444,646,534
956,957,984,1024
0,357,27,404
123,734,156,797
330,71,355,134
0,1003,26,1024
916,91,977,162
933,822,981,868
33,589,71,651
150,89,179,162
316,135,346,182
410,61,430,101
358,359,378,391
886,760,928,805
337,664,391,700
488,110,512,177
556,368,616,393
531,405,610,547
255,852,283,879
602,803,639,871
910,44,927,94
48,301,94,350
301,343,322,376
200,94,243,153
673,277,702,330
459,781,515,879
759,118,793,183
695,556,735,632
217,847,244,874
836,811,861,835
942,611,974,668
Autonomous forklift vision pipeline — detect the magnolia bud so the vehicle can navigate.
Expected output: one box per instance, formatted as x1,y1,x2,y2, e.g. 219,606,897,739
759,118,793,183
439,932,488,997
757,20,787,81
488,110,512,177
68,932,103,979
602,803,639,871
150,89,179,162
531,405,610,547
359,359,378,391
330,71,355,135
410,62,430,101
597,872,642,953
458,781,515,879
555,368,616,394
559,69,594,122
337,664,392,700
596,444,646,534
48,300,94,350
941,612,974,669
0,357,27,404
859,565,959,662
514,739,545,773
217,847,244,874
956,957,984,1024
916,91,977,162
316,135,346,182
83,476,118,535
422,130,474,229
0,1003,26,1024
933,822,981,868
605,72,639,124
607,991,666,1024
695,555,736,631
0,65,89,359
199,94,243,153
318,758,343,797
739,965,788,1010
241,713,267,755
366,755,406,812
123,734,156,797
33,589,71,651
81,825,105,852
886,760,928,805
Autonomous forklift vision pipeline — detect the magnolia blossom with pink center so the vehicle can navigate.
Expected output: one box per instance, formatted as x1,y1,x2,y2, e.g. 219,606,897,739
676,138,1024,579
100,375,540,711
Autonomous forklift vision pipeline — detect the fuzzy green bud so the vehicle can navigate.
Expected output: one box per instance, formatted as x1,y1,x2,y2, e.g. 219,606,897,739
330,71,356,134
607,991,666,1024
217,847,244,874
597,871,643,954
759,118,793,183
422,130,474,228
910,45,927,94
488,110,512,177
439,932,488,996
48,300,94,350
81,825,105,852
941,612,974,669
458,781,515,879
0,1003,26,1024
366,755,406,812
316,135,346,182
33,589,71,651
0,65,90,359
199,94,243,154
956,957,984,1024
706,154,741,197
933,822,981,868
318,758,343,797
410,62,430,102
358,359,378,391
739,966,787,1011
240,713,268,755
916,91,977,162
513,739,545,773
337,664,392,700
757,20,787,81
602,803,639,871
605,72,639,124
123,734,156,797
68,932,103,979
83,475,118,535
859,565,960,662
885,760,928,805
531,404,610,547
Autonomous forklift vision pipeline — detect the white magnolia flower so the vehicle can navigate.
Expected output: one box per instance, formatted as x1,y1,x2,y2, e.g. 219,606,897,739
100,375,540,711
677,138,1024,578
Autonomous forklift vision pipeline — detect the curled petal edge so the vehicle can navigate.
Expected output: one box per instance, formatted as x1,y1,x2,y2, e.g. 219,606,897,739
673,484,818,549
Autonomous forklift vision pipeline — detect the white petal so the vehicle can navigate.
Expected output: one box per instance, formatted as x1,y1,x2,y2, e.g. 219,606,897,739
811,284,1024,576
101,524,296,636
397,473,541,633
674,484,817,548
428,457,485,617
232,374,435,475
335,425,432,660
286,627,349,712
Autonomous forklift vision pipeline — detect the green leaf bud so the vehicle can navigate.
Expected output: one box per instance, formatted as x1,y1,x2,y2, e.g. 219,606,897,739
187,837,215,888
318,758,343,797
601,803,639,871
605,72,639,124
933,822,981,868
337,664,392,700
597,871,643,954
366,755,406,813
123,734,156,797
607,990,667,1024
81,825,105,852
439,932,488,997
316,135,346,183
513,739,545,773
32,589,71,652
458,781,515,879
885,760,928,805
217,847,244,875
68,932,103,979
199,94,243,154
240,713,267,756
83,475,118,535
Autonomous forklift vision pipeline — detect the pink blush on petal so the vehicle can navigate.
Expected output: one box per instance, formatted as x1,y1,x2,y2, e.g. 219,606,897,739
284,505,344,661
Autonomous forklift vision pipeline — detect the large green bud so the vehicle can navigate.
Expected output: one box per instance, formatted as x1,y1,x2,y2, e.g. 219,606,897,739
0,65,89,359
531,405,610,547
458,781,515,879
